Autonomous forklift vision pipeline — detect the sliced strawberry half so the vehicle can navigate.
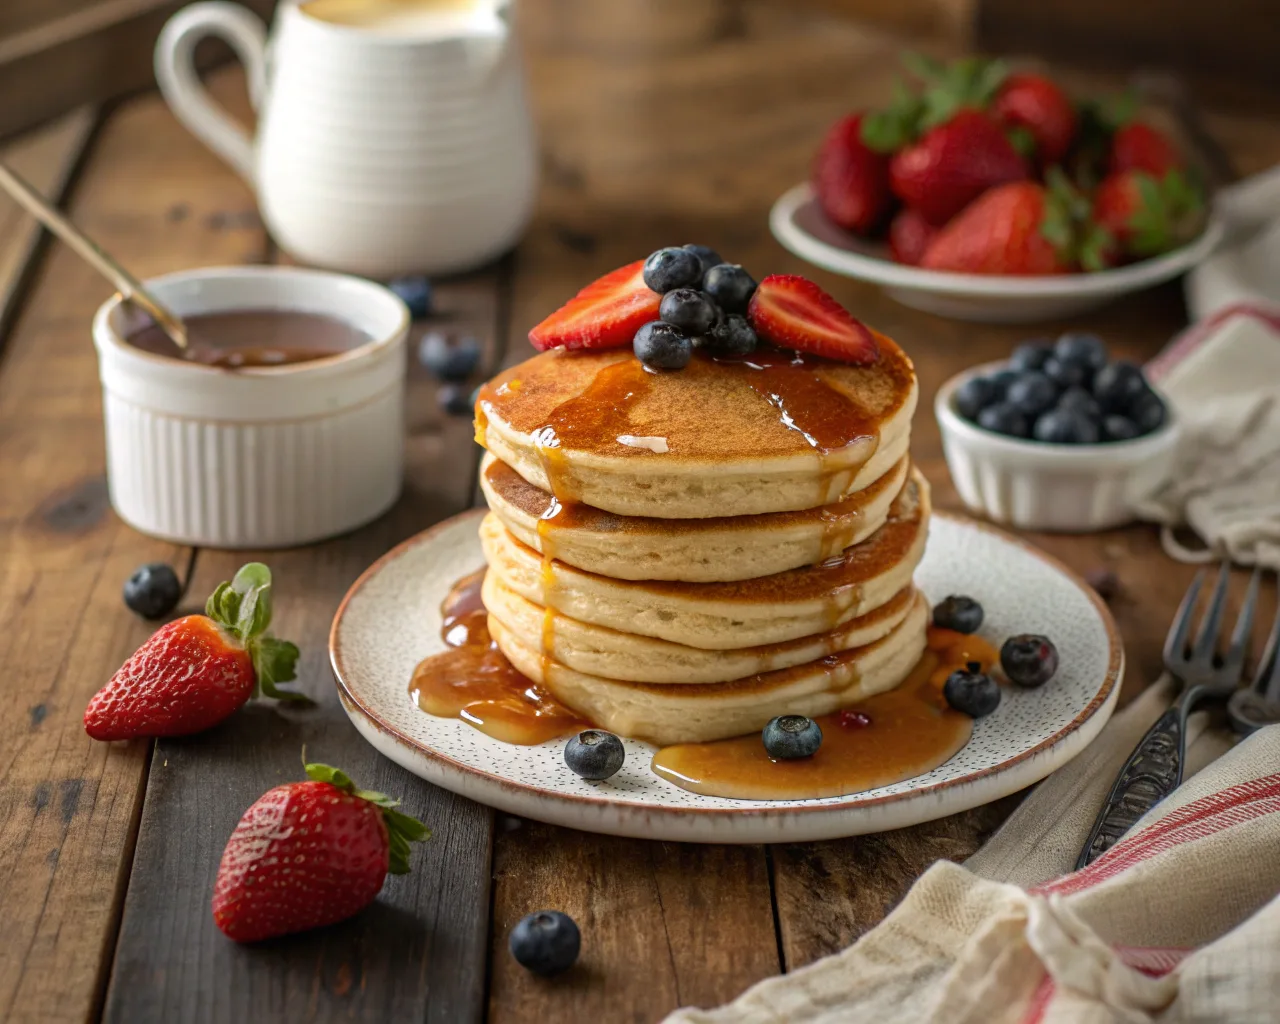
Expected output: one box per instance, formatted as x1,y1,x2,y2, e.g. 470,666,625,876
528,260,661,352
746,275,879,365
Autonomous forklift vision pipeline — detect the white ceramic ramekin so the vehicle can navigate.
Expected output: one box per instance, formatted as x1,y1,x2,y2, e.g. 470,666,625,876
93,266,409,548
935,362,1181,532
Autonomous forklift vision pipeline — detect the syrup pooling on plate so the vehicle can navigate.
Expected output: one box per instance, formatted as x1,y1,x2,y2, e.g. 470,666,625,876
650,631,986,800
409,569,587,745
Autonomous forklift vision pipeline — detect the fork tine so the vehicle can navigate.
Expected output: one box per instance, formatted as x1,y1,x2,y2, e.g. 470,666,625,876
1164,569,1206,666
1191,562,1233,663
1222,567,1262,683
1258,577,1280,702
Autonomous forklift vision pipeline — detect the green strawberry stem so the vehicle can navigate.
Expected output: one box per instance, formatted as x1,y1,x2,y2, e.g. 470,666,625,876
205,563,308,703
304,762,431,874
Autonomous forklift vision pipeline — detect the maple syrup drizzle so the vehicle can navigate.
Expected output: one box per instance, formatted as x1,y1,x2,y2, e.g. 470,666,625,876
409,569,587,745
649,628,995,801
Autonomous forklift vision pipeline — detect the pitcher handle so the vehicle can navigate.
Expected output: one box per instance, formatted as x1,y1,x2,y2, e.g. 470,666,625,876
154,2,267,186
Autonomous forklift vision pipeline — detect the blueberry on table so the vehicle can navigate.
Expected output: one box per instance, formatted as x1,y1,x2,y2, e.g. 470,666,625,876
701,264,757,313
1000,634,1059,688
703,314,757,356
634,321,692,370
976,401,1030,438
762,715,823,759
1054,331,1108,372
387,275,433,319
1033,408,1100,444
1009,339,1053,372
437,383,474,417
509,910,581,976
953,376,996,420
1042,356,1088,390
682,243,725,275
564,729,625,780
643,247,703,293
944,663,1001,718
1056,386,1100,420
659,288,719,335
418,331,481,381
1103,415,1141,441
123,563,182,620
1005,372,1058,417
932,595,983,634
1092,361,1148,413
1128,390,1167,434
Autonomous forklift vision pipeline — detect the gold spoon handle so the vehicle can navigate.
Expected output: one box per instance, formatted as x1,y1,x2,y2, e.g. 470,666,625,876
0,160,188,349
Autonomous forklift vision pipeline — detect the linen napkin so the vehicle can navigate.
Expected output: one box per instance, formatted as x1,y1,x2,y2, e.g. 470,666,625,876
662,698,1280,1023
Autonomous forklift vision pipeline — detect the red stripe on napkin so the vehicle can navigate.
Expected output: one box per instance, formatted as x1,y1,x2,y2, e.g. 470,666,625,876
1146,302,1280,382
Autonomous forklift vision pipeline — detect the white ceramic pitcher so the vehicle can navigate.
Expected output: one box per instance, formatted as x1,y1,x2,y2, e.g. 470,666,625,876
155,0,537,276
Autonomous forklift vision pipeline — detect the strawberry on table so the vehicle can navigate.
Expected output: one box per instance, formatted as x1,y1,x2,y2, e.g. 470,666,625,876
213,762,429,943
1109,121,1182,177
528,259,661,352
84,563,304,741
812,113,893,235
747,274,879,365
888,207,938,266
1093,168,1204,260
991,71,1076,165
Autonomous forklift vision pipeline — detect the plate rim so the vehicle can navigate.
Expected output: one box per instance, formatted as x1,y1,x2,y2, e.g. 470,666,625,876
770,181,1224,299
329,507,1124,821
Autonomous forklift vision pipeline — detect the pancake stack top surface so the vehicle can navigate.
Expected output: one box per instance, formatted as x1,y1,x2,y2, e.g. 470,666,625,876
473,249,931,745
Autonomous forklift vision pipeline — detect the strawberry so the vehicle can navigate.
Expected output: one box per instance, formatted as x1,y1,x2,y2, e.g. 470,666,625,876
746,275,878,365
921,178,1091,275
528,260,661,352
1109,122,1181,177
84,563,304,740
991,72,1076,165
812,113,893,235
887,111,1028,226
888,208,938,266
1093,169,1204,260
213,762,429,943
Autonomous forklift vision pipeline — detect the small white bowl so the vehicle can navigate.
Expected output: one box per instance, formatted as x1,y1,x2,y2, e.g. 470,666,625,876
93,265,410,548
771,183,1224,324
935,362,1180,532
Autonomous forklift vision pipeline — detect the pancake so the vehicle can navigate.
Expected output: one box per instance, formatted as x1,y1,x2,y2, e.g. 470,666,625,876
489,590,929,744
483,568,919,684
475,336,917,519
480,468,931,650
480,453,911,583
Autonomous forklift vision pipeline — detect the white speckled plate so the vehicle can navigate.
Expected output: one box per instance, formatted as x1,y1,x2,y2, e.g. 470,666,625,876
331,508,1122,843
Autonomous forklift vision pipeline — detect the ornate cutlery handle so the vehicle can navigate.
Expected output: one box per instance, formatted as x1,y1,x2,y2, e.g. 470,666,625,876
1074,695,1194,870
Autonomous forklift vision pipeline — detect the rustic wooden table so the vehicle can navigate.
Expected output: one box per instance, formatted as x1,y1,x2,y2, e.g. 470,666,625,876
5,5,1280,1022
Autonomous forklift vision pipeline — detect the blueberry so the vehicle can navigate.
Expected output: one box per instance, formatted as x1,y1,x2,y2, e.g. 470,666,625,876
987,368,1019,399
123,563,183,619
682,243,725,275
1009,339,1053,372
1128,389,1167,434
1005,372,1058,417
703,314,757,356
701,264,757,314
634,321,692,370
643,247,702,293
954,376,996,420
1102,415,1141,441
976,402,1030,438
1054,331,1108,372
509,910,581,976
1033,408,1100,444
387,275,433,319
1000,634,1059,689
943,663,1001,717
437,383,473,417
563,729,625,780
762,715,823,759
418,331,481,381
1092,361,1147,413
659,288,719,335
1042,356,1089,390
1056,386,1100,420
932,595,983,634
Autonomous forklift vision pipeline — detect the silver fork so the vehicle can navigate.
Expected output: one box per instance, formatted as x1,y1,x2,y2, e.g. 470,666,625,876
1075,563,1260,869
1227,576,1280,735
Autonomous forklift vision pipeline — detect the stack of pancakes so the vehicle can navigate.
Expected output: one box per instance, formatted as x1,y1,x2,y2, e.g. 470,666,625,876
474,332,930,745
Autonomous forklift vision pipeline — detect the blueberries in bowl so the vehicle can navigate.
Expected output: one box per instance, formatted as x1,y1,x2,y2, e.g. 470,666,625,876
952,332,1168,445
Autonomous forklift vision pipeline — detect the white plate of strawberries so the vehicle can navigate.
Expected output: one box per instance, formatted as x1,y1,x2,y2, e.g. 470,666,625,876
771,55,1224,323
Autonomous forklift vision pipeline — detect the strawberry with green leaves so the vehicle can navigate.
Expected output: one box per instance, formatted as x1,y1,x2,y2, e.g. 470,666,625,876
812,113,894,235
991,71,1076,166
213,762,430,943
1109,122,1182,178
1093,169,1204,261
84,562,305,741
